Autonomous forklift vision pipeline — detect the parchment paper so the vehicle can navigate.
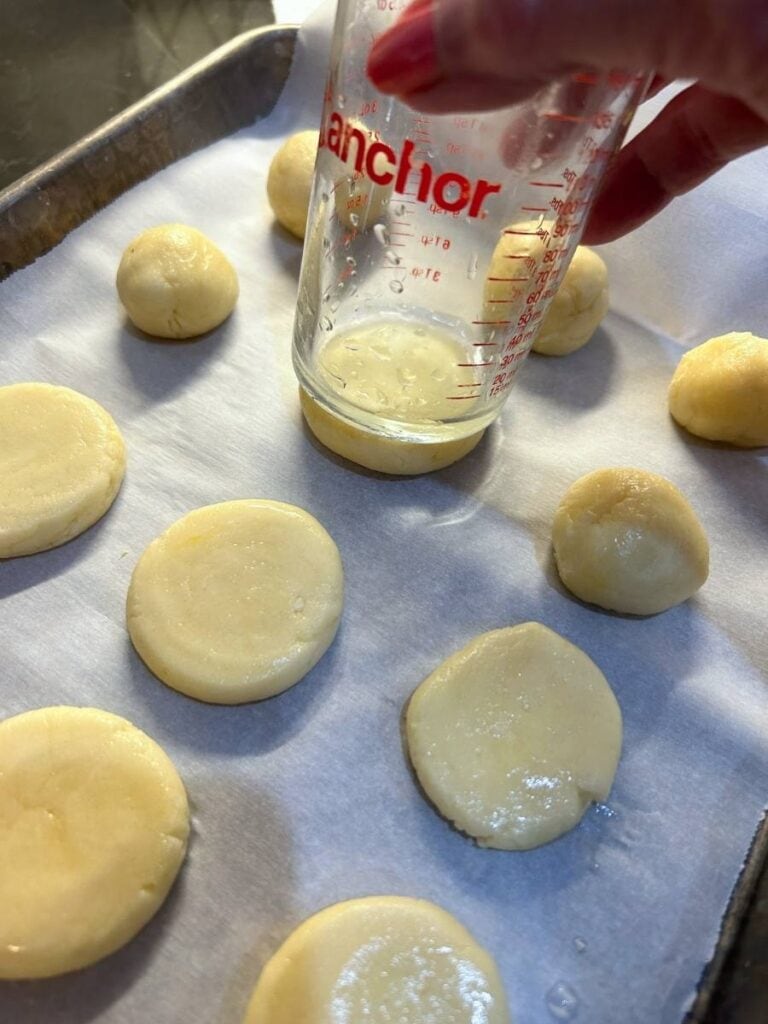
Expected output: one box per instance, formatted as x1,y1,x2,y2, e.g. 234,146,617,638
1,5,767,1022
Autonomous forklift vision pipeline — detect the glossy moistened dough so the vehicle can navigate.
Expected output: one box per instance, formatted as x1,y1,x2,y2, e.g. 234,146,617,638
267,130,319,239
532,246,609,355
0,383,126,558
127,500,344,703
406,623,622,851
553,467,709,615
244,896,511,1024
668,332,768,446
301,389,484,474
0,706,189,979
116,223,239,338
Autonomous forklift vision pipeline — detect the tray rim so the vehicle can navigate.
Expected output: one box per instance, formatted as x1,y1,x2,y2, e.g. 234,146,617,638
0,23,299,215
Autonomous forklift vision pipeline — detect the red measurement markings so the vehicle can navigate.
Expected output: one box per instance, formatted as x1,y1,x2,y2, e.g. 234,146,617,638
458,360,493,366
529,181,564,188
391,221,410,227
521,206,548,213
471,321,512,326
457,382,483,387
504,228,540,236
447,395,482,400
473,342,497,347
488,275,529,281
389,231,414,237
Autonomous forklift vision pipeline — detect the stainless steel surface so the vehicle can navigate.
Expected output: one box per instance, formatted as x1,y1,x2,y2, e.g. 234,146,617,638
0,0,275,190
0,23,765,1022
0,25,295,280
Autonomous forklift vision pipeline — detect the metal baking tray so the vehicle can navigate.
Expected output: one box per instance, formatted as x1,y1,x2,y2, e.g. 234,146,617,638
0,24,765,1023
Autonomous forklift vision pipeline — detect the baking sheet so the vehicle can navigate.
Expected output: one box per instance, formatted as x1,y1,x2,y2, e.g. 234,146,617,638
1,5,767,1023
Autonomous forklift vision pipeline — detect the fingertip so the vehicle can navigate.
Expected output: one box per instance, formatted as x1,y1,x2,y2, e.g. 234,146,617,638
583,151,672,244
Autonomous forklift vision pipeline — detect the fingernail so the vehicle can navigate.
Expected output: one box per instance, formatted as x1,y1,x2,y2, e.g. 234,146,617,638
367,7,441,95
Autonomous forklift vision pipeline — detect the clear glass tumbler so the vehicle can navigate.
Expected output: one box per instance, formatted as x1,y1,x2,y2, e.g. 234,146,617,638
294,0,648,453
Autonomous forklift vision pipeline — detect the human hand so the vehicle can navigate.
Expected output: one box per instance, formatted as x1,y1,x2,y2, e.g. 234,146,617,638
367,0,768,242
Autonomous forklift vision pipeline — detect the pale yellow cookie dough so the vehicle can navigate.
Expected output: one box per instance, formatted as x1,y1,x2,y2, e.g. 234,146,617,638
533,246,609,355
552,467,710,615
301,389,484,474
406,623,622,851
0,382,126,558
0,706,189,979
482,221,547,323
127,500,344,703
668,332,768,446
267,130,319,239
243,896,511,1024
116,223,239,338
300,318,486,473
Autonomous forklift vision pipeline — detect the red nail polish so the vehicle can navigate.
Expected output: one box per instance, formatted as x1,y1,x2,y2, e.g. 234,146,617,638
367,8,441,95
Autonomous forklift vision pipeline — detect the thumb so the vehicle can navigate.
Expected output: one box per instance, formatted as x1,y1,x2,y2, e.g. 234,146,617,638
368,0,768,120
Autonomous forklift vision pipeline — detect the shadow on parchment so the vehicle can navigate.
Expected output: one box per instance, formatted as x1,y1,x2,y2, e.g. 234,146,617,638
267,219,303,281
0,852,189,1023
670,418,768,678
0,488,124,599
0,783,298,1024
297,400,501,495
517,326,617,411
124,622,343,757
196,783,296,1024
117,314,236,402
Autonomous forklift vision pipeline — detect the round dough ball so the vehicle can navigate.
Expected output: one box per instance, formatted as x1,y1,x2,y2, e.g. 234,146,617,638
301,388,484,474
116,223,239,338
668,332,768,446
0,382,126,558
244,896,511,1024
127,500,344,703
267,130,319,239
0,706,189,979
532,246,609,355
552,467,709,615
406,623,622,851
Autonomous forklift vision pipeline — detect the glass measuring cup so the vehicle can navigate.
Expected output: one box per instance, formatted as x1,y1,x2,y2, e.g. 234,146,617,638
293,0,648,455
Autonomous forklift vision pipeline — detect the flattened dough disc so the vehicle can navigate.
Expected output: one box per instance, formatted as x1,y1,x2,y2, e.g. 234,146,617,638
407,622,622,851
0,706,189,979
301,389,485,475
244,896,511,1024
127,500,344,703
0,383,126,558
